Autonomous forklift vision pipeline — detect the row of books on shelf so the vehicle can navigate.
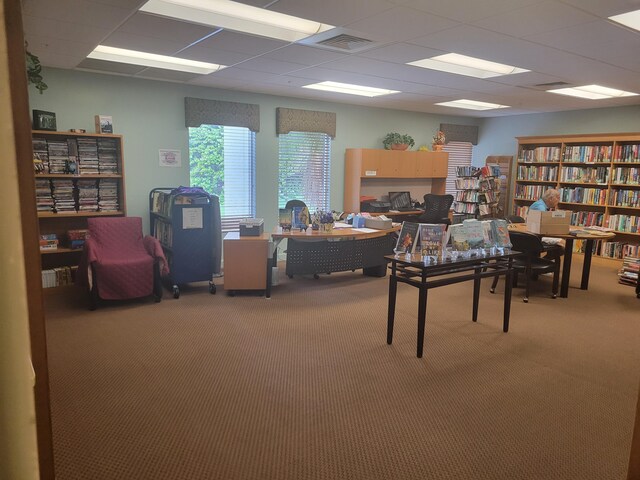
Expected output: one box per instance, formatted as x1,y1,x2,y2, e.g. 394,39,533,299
611,167,640,184
455,165,500,178
559,187,607,205
560,166,609,183
153,220,173,247
609,189,640,207
517,165,558,182
395,219,511,256
563,145,612,163
519,144,640,164
35,178,119,213
39,230,88,251
41,266,75,288
453,202,477,215
618,256,639,287
607,215,640,234
572,240,640,259
32,136,119,175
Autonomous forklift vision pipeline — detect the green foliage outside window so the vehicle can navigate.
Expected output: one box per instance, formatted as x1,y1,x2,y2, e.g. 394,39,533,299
189,125,224,210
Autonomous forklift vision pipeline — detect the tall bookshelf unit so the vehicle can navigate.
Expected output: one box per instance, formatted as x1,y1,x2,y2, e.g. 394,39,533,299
453,164,501,220
33,130,126,287
514,133,640,260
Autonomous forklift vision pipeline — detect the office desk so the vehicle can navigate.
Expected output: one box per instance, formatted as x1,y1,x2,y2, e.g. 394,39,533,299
386,251,518,358
508,224,615,298
272,226,399,278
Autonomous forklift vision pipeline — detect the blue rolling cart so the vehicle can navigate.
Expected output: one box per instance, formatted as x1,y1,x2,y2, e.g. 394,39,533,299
149,187,222,298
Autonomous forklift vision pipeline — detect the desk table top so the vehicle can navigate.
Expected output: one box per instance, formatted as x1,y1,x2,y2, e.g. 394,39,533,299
272,225,400,240
507,223,616,240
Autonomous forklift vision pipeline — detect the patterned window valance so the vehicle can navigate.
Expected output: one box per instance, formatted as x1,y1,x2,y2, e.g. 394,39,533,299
276,107,336,138
185,97,260,132
440,123,479,145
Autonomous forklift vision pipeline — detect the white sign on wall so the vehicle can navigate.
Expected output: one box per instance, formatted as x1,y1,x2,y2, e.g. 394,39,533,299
159,149,181,167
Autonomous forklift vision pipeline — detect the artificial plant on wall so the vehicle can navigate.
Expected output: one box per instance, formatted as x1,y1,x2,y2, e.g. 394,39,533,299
25,44,47,94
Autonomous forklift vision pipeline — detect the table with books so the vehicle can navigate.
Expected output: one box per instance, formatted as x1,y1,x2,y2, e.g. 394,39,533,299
507,223,615,297
386,248,519,358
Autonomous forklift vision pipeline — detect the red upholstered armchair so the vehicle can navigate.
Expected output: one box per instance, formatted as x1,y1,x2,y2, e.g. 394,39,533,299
79,217,169,310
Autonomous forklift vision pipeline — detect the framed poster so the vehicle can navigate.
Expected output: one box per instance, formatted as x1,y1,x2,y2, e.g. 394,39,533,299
32,110,57,131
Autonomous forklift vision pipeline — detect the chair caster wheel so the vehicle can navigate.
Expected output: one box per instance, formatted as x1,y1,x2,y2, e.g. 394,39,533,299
154,295,161,303
313,274,319,279
523,298,529,303
552,294,557,299
173,286,180,299
209,282,216,294
490,288,495,294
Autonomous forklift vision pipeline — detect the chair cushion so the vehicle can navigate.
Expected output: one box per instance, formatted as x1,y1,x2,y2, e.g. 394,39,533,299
94,253,154,299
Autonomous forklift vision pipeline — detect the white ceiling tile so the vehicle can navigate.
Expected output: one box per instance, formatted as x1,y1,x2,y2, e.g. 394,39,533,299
101,32,190,56
229,57,308,75
343,6,459,42
402,0,542,23
471,1,598,38
23,15,111,44
194,31,287,56
178,46,253,66
262,45,349,66
22,0,133,29
259,0,398,27
135,67,201,82
557,0,640,17
77,57,147,75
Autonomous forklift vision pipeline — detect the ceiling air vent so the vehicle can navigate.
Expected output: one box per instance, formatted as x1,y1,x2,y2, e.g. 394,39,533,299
534,81,571,89
298,28,380,53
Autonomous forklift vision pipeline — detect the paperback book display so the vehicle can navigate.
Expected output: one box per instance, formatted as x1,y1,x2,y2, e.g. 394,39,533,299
395,222,419,254
417,224,447,258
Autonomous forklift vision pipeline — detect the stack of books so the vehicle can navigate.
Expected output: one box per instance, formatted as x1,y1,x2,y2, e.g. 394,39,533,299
39,233,58,251
32,137,49,173
51,179,76,213
35,178,54,213
47,140,69,174
98,138,118,174
98,179,119,212
77,138,99,175
67,229,88,250
77,179,99,212
618,256,639,287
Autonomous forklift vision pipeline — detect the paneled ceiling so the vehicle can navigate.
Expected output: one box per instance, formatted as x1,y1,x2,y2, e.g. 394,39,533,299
21,0,640,117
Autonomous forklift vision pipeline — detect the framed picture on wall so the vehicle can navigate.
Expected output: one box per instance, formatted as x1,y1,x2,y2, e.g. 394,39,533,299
32,110,57,131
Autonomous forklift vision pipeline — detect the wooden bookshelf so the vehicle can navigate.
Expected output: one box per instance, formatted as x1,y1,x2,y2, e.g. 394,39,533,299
344,148,448,213
33,131,126,288
513,133,640,260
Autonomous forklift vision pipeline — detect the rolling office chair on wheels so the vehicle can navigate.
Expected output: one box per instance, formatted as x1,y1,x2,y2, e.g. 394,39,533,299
404,194,454,226
490,230,560,303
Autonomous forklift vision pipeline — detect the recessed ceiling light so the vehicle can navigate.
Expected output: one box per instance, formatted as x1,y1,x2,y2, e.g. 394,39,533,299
547,85,638,99
140,0,335,42
302,81,400,97
87,45,224,74
435,99,510,111
408,53,529,78
609,9,640,31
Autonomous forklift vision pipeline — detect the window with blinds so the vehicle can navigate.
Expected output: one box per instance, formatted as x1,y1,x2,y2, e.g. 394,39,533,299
189,125,256,232
443,141,473,195
278,131,331,211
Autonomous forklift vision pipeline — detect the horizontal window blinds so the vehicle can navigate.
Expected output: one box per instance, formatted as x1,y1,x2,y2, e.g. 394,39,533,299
444,141,473,195
278,131,331,212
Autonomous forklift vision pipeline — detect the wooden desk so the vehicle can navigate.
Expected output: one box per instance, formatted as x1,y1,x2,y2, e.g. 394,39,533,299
272,226,400,278
386,251,518,358
508,224,615,298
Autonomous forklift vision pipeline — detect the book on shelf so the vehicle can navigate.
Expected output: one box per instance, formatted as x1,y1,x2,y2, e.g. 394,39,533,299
395,221,419,254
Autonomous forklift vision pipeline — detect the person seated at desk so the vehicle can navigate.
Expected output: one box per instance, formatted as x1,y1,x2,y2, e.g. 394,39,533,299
529,188,564,259
529,188,560,212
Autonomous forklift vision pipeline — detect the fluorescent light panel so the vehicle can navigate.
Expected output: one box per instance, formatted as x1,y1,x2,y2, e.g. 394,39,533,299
609,9,640,31
408,53,528,78
548,84,638,100
140,0,335,42
302,81,400,97
435,99,510,111
87,45,224,74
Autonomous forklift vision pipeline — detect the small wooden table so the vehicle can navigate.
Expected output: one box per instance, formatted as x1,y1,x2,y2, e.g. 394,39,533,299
508,224,615,298
386,251,518,358
223,232,271,297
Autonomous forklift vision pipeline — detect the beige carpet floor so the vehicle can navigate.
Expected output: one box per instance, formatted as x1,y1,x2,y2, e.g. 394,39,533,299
43,256,640,480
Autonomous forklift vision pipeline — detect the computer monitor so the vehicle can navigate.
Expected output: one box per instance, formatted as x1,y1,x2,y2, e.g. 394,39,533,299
388,191,412,210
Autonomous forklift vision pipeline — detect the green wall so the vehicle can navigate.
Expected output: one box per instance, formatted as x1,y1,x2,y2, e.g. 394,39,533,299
29,68,478,232
30,68,640,230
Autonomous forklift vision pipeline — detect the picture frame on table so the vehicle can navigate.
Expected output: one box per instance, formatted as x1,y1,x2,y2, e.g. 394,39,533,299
32,109,57,131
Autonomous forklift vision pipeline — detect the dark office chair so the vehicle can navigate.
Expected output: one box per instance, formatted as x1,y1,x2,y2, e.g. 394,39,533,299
490,230,560,303
404,194,454,226
508,213,564,260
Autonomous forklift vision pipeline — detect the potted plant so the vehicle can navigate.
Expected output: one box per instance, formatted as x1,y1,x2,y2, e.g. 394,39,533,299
25,45,48,94
382,132,415,150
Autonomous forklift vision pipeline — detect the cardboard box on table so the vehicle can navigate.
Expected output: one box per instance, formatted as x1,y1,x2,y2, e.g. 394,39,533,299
526,210,570,235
